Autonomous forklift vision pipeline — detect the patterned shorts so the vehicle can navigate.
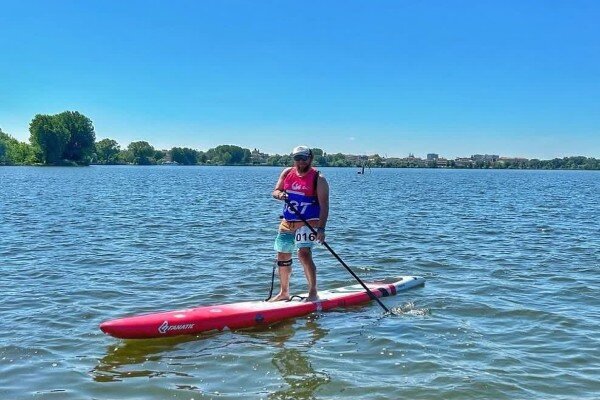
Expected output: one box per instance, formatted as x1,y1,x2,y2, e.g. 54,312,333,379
273,220,320,253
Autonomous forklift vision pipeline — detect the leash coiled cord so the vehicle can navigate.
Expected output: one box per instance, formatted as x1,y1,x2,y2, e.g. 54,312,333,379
264,259,293,301
264,262,277,302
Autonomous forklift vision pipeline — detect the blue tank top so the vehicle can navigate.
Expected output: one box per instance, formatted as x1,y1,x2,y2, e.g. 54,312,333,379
282,168,320,221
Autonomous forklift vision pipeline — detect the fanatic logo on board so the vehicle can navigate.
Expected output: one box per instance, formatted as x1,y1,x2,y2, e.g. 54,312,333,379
158,321,195,334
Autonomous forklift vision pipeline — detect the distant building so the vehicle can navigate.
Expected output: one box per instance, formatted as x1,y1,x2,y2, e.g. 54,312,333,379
427,153,439,161
251,148,269,164
436,158,449,167
499,157,529,163
454,158,474,168
472,154,499,162
401,154,427,167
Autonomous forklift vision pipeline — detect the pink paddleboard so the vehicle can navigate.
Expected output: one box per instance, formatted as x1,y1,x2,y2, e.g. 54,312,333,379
100,276,425,339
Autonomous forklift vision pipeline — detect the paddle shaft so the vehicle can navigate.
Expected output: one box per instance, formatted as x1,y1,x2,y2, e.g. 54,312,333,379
284,199,390,313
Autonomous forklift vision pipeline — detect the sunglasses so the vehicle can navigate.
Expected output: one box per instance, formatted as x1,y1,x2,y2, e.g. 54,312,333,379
293,154,309,161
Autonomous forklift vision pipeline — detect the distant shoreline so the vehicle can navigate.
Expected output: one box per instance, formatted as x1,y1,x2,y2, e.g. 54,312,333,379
2,122,598,170
4,163,596,171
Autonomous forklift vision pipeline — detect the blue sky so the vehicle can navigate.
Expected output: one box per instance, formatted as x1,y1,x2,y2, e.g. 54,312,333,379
1,0,598,159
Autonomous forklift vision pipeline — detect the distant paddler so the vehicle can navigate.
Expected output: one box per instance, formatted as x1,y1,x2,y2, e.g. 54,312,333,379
271,145,330,302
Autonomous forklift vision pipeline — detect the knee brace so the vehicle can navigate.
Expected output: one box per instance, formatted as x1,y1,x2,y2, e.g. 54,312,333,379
277,259,292,267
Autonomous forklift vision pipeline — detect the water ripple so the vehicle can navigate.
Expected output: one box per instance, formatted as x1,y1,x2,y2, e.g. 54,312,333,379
0,167,599,399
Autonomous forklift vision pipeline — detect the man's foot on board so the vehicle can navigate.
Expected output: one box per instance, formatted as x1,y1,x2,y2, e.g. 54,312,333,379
303,294,320,302
268,293,290,302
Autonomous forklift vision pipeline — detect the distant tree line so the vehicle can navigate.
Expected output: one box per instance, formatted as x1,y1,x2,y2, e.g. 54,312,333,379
379,157,600,170
1,111,599,170
488,157,600,170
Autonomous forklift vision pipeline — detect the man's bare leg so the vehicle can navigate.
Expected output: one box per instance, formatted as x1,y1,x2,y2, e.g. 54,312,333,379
298,247,318,301
269,252,292,301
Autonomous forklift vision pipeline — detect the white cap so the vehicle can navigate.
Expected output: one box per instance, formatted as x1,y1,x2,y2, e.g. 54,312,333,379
291,145,311,156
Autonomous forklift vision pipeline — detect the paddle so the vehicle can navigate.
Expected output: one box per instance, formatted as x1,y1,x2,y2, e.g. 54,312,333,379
284,198,390,313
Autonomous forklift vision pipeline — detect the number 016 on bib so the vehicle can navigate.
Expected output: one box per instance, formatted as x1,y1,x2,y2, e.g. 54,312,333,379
295,225,317,245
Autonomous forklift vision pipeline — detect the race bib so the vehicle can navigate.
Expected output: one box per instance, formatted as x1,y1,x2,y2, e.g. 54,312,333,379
294,225,317,245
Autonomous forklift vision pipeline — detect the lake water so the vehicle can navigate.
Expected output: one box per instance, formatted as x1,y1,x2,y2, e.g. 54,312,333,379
1,166,598,399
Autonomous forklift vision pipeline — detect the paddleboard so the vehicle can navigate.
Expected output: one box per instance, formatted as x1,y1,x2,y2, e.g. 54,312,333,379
100,276,425,339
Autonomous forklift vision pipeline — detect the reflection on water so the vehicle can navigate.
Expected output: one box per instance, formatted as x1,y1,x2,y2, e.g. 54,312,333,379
269,348,330,400
4,167,598,399
93,334,214,382
93,315,330,398
268,318,330,400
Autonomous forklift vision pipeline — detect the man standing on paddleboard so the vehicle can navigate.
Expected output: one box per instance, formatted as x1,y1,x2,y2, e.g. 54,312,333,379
271,145,330,302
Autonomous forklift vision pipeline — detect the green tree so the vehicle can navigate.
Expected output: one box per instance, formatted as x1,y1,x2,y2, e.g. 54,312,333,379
310,148,327,166
266,154,283,166
1,130,37,165
171,147,201,165
56,111,96,164
584,157,599,169
29,114,70,165
280,154,292,165
0,131,7,164
117,149,133,164
27,111,95,165
327,153,350,167
266,154,293,166
312,148,324,157
219,151,233,164
313,154,328,166
206,145,251,165
154,150,167,163
369,154,384,167
95,138,121,164
127,141,155,165
0,129,8,163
